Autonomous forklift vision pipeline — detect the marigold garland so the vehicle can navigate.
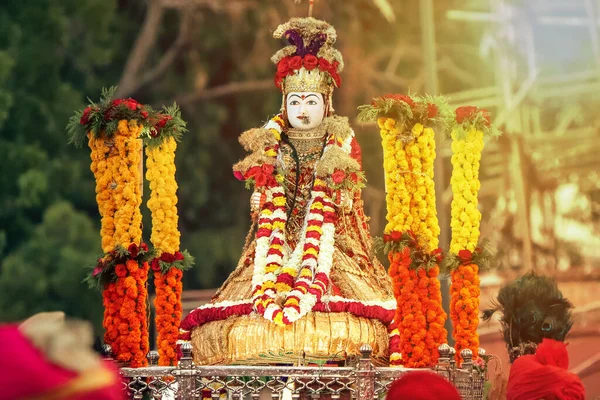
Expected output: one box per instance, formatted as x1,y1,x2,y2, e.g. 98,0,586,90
71,88,191,368
360,95,451,367
146,137,180,255
154,268,183,366
146,136,193,366
447,106,497,363
88,135,118,253
85,120,149,367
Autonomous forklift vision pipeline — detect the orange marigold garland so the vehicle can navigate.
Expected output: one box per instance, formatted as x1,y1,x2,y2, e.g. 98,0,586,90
154,267,184,365
445,106,498,363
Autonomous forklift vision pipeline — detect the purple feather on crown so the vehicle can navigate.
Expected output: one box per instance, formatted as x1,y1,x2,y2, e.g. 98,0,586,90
306,33,327,56
285,30,306,57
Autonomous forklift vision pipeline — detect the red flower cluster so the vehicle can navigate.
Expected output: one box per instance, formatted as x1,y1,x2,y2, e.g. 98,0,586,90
457,249,473,265
128,242,149,258
375,94,441,122
92,243,149,277
150,114,173,137
274,55,341,89
244,163,278,187
428,103,439,118
384,229,417,243
455,106,491,126
80,106,98,125
330,169,361,186
380,94,416,108
151,251,185,272
331,169,346,184
112,98,140,111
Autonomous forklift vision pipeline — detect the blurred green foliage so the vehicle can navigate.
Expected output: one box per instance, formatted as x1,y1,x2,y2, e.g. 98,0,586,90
0,0,490,332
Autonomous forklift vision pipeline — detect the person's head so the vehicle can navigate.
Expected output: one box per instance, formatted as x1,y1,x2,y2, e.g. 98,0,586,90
386,371,461,400
272,18,343,127
285,91,326,130
507,338,585,400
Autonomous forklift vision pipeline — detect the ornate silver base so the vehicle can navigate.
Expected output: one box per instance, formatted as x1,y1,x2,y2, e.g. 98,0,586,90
111,343,487,400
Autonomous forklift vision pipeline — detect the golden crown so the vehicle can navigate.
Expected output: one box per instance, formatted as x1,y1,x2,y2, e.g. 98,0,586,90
283,68,331,94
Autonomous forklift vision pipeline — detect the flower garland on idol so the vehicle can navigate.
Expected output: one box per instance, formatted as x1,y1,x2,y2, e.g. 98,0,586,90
443,106,498,363
68,87,190,367
232,115,362,326
358,94,450,367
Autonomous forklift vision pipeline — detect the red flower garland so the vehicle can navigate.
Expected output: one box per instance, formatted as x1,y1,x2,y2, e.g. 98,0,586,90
275,55,341,89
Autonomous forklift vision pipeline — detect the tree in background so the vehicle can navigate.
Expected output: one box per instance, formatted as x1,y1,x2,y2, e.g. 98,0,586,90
0,0,493,330
0,0,135,330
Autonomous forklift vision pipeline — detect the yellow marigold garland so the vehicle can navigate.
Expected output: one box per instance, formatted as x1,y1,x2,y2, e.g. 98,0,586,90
447,106,498,363
89,135,117,253
146,137,180,254
113,120,144,247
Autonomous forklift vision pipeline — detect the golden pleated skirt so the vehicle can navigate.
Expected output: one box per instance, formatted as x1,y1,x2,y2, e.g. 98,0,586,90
191,311,390,365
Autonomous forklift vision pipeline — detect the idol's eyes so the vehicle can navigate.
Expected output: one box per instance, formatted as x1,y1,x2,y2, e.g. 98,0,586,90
288,100,319,106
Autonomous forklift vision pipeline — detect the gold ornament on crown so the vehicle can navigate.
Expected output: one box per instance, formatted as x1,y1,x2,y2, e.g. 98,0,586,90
283,68,331,94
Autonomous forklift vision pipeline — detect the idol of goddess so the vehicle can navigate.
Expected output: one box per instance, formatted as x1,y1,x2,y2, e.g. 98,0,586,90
181,17,395,365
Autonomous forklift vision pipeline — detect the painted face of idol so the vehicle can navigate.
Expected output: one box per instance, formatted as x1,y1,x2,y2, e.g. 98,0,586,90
286,92,325,130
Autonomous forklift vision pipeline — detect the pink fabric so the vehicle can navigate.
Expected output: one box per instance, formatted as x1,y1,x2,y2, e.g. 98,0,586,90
0,325,75,398
386,371,461,400
0,325,124,400
507,339,586,400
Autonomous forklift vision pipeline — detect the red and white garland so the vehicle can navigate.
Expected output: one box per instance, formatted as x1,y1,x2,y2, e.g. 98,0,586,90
249,116,352,326
180,295,396,336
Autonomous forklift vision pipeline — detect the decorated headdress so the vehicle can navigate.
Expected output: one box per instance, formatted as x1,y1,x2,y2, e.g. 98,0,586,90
482,272,573,363
272,17,343,96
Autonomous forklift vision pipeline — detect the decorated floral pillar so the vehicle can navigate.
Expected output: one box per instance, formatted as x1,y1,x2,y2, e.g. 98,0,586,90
358,94,450,367
444,106,498,363
146,134,194,366
67,88,192,367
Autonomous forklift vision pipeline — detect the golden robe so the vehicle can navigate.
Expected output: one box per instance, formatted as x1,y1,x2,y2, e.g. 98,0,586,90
181,121,395,365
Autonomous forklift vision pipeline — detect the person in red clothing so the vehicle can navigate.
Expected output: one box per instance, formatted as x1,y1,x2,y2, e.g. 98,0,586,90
386,370,461,400
0,312,124,400
507,338,585,400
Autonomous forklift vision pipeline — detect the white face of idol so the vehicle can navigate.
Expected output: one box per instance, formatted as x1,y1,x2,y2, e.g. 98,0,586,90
286,92,325,130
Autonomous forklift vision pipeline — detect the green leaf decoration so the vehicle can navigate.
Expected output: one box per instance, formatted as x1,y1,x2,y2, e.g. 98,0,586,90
67,87,188,148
